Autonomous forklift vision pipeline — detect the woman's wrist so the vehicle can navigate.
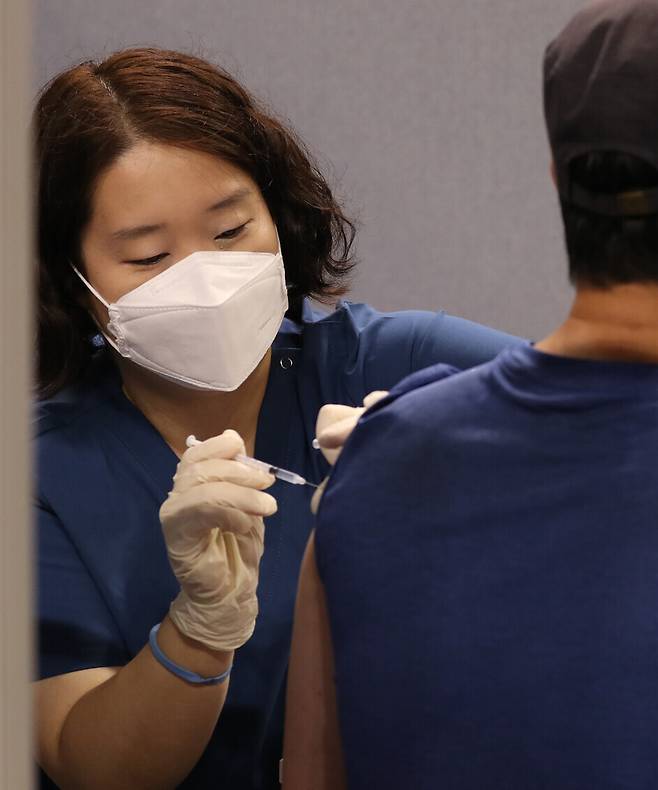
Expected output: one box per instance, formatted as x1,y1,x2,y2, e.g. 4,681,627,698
168,589,258,652
156,615,234,679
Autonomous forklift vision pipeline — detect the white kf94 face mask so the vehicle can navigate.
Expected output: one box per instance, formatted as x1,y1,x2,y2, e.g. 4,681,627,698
73,244,289,391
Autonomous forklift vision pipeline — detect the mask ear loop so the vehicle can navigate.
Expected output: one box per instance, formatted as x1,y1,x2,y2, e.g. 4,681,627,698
70,265,122,354
273,225,296,293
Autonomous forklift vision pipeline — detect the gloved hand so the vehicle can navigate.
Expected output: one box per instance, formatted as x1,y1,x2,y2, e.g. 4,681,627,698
310,390,388,514
159,430,277,652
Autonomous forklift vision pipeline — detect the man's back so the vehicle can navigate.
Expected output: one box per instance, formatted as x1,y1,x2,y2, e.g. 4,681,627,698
314,345,658,790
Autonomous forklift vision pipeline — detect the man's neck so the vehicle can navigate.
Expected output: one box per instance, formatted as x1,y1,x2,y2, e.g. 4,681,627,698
536,283,658,364
117,351,272,458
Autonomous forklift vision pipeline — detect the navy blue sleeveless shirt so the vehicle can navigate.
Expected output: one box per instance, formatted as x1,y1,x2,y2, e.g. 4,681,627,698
36,300,521,789
316,345,658,790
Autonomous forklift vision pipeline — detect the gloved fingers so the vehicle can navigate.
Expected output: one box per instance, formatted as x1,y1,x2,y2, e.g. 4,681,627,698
310,477,328,515
161,480,277,532
171,529,261,597
173,458,275,494
221,529,264,588
170,541,229,587
314,403,362,439
165,514,263,562
315,412,361,452
232,521,265,567
180,429,247,465
314,391,390,462
315,406,365,466
362,389,389,409
218,530,248,583
314,391,388,441
198,480,277,518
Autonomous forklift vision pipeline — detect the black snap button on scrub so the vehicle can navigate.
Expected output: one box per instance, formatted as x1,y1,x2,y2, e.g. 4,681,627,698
279,356,294,370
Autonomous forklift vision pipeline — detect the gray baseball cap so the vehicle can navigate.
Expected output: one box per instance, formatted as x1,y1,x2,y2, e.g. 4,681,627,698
544,0,658,216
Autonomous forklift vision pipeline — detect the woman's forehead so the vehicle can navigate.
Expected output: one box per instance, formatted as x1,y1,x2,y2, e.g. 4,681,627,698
89,142,257,230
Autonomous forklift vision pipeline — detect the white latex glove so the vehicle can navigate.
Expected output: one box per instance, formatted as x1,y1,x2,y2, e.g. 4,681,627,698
310,390,388,514
159,429,277,652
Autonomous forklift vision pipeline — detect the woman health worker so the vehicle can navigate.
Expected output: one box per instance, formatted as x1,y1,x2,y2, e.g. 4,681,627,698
34,48,522,789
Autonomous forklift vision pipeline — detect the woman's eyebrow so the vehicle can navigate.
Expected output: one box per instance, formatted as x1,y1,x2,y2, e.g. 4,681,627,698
110,188,254,241
206,187,253,213
111,222,164,241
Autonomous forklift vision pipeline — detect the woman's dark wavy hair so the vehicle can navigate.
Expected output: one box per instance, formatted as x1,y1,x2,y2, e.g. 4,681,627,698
561,151,658,287
36,47,356,398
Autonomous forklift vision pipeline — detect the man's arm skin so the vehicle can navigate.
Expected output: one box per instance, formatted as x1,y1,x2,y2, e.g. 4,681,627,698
283,534,347,790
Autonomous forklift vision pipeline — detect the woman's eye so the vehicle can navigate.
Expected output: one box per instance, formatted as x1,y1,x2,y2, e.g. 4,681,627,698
215,223,247,241
123,223,249,264
125,253,168,266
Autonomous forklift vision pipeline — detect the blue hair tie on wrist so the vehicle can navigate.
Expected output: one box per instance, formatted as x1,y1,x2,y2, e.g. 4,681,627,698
149,624,232,686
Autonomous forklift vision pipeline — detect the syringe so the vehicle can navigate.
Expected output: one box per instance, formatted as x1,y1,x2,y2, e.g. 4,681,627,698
185,435,317,488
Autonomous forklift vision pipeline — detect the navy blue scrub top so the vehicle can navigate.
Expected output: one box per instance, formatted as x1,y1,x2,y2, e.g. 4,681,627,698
36,300,523,789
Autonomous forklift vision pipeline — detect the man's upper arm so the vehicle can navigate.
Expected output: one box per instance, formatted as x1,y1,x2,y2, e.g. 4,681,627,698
283,535,347,790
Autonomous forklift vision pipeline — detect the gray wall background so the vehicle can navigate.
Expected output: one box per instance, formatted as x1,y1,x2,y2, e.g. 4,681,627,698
35,0,584,339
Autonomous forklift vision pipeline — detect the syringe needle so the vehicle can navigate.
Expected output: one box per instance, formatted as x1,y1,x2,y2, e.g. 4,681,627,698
185,436,317,488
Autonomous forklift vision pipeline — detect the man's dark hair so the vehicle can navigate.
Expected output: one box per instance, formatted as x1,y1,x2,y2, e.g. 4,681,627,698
560,151,658,287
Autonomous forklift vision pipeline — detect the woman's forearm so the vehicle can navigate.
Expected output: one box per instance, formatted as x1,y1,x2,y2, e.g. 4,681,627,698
53,616,233,790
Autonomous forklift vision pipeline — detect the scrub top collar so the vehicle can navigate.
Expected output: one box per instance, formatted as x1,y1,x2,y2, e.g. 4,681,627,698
94,312,307,500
